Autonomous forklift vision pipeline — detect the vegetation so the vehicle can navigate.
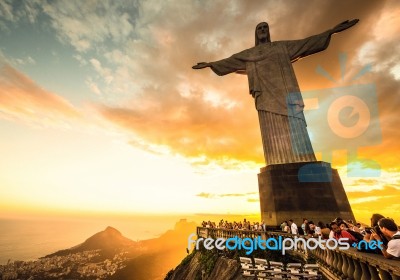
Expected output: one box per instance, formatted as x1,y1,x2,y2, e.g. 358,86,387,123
164,250,196,280
198,247,218,275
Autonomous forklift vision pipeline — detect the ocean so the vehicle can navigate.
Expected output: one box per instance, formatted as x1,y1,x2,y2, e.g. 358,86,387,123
0,215,191,264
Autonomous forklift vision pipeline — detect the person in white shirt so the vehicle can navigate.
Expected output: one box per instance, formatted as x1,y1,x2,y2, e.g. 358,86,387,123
301,218,308,236
260,220,267,232
371,218,400,259
288,219,298,235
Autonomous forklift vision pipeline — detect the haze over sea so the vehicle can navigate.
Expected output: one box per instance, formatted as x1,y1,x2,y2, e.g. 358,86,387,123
0,215,190,265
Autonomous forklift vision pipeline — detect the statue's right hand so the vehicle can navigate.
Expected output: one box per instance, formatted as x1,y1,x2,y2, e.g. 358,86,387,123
192,62,210,69
331,19,359,34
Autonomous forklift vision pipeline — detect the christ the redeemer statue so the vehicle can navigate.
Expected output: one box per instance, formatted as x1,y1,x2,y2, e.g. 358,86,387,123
193,20,358,165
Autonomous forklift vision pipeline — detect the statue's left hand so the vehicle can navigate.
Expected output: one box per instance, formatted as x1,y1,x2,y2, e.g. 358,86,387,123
331,19,359,34
192,62,211,69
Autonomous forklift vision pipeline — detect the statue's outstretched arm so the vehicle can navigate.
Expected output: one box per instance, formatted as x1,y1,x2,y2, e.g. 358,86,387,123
192,62,211,69
330,19,359,35
192,55,245,75
286,19,359,62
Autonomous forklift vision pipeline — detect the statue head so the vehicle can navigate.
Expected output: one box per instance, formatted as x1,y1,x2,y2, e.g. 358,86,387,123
255,22,271,45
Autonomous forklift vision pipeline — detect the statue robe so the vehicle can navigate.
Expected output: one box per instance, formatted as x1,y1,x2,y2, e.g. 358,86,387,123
209,31,332,165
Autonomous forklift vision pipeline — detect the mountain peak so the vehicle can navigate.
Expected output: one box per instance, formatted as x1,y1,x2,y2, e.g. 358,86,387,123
45,226,135,258
104,226,122,235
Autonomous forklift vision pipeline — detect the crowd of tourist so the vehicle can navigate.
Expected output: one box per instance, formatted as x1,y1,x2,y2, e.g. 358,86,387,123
201,219,267,231
201,213,400,259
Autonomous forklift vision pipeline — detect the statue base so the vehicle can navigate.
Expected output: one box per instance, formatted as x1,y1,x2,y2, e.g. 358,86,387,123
258,161,355,226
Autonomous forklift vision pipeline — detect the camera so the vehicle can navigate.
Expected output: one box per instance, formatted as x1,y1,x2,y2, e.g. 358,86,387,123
365,227,373,234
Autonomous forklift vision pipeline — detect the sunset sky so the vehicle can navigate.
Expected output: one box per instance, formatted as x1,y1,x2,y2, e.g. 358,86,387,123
0,0,399,224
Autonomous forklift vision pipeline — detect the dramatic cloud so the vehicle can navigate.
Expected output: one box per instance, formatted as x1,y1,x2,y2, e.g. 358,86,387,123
0,0,399,218
0,63,81,127
93,0,399,169
40,1,139,52
1,1,399,170
349,178,379,187
347,185,400,200
0,0,39,29
196,192,257,199
343,179,400,223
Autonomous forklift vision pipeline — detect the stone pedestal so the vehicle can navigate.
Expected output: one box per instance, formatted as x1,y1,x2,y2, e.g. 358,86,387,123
258,161,355,226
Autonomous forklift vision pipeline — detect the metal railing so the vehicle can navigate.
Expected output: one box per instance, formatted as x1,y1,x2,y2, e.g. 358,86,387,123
197,227,400,280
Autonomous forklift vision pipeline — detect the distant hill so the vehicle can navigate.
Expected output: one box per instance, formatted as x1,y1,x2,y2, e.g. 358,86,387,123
43,219,198,280
109,219,197,280
45,226,137,258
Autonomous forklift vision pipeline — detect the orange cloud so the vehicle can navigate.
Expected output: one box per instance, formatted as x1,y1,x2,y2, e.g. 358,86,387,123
347,185,400,223
0,63,80,126
349,178,379,186
99,82,264,165
196,192,257,199
347,185,400,200
95,1,400,172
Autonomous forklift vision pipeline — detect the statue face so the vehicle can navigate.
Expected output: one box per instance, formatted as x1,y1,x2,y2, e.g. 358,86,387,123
256,22,270,42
